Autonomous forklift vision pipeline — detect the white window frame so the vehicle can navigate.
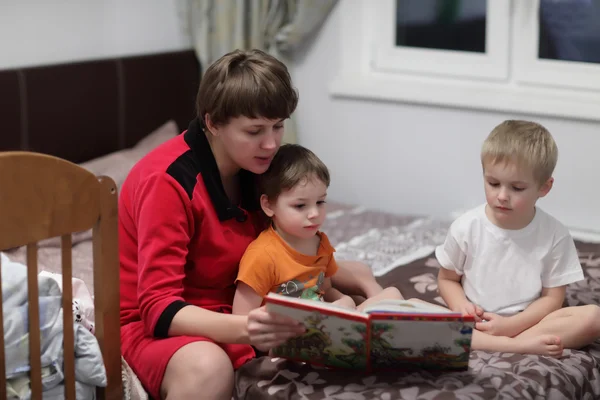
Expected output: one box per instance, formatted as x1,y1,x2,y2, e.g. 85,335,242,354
330,0,600,122
373,0,510,81
512,0,600,91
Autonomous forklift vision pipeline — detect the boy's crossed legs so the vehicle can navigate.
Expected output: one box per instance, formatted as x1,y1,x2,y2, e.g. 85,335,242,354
412,299,600,357
499,304,600,356
473,327,563,357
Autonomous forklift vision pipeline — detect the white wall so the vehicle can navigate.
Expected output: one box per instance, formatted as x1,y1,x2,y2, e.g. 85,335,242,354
0,0,191,69
293,3,600,232
2,1,597,232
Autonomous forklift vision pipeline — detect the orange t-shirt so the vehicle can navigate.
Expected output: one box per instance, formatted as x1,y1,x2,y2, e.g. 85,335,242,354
236,226,339,301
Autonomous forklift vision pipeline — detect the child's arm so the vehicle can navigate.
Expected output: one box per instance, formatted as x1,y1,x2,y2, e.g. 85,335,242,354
438,268,483,321
322,277,356,308
478,231,584,337
321,248,356,308
332,261,384,298
477,286,565,337
232,282,265,315
436,223,484,321
234,247,275,315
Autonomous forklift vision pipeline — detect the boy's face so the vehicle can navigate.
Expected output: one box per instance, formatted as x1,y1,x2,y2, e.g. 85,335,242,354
262,174,328,241
482,159,552,230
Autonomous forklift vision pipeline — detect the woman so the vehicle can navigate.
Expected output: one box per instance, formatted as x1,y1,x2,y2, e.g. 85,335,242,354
119,49,385,400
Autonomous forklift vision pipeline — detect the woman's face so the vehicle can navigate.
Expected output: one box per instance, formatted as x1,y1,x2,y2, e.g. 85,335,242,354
210,116,285,175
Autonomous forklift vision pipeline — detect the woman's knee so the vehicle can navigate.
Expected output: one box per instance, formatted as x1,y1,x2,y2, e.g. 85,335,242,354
161,341,234,399
381,286,403,300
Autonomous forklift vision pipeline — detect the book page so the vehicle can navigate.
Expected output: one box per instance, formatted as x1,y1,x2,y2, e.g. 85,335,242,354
266,293,366,317
369,315,474,371
363,299,456,315
266,299,370,370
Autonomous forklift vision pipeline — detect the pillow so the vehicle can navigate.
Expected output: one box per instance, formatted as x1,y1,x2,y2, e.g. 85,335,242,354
131,120,180,158
79,120,179,191
37,120,180,248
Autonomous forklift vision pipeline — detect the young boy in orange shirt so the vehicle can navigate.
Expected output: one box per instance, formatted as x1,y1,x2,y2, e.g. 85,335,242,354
233,144,403,314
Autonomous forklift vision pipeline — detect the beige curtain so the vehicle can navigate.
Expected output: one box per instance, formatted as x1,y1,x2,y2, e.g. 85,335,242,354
183,0,337,144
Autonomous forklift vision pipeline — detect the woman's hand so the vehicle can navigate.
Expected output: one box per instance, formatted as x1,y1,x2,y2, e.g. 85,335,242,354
246,306,306,352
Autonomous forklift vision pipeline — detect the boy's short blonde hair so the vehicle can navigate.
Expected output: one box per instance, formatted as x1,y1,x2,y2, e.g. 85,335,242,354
481,120,558,185
260,144,330,202
196,49,298,126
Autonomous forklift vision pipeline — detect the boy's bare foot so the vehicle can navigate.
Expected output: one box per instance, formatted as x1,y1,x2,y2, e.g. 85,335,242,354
516,335,563,358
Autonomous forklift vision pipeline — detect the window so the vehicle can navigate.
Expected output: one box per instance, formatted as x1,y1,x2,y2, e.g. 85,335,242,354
373,0,509,80
331,0,600,121
395,0,487,53
514,0,600,90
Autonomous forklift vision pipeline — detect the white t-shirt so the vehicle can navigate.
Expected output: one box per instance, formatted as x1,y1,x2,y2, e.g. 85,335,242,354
435,204,584,315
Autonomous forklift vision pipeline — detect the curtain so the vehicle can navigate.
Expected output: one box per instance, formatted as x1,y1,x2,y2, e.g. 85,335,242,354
182,0,337,144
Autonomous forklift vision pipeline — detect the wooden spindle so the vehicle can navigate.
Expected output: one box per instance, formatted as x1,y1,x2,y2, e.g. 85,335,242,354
0,254,6,400
94,177,122,400
26,243,42,400
61,234,76,399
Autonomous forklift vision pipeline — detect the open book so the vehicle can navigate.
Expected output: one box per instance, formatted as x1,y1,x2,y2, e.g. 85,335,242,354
265,293,474,372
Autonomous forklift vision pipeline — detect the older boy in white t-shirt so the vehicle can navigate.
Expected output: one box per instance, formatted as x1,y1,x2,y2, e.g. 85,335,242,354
436,120,600,357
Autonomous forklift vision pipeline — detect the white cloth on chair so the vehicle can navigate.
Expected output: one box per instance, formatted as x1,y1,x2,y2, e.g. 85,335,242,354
1,253,107,399
39,270,95,334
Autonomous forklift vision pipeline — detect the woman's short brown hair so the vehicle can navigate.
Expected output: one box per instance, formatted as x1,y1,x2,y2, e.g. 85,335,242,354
260,144,330,201
196,49,299,126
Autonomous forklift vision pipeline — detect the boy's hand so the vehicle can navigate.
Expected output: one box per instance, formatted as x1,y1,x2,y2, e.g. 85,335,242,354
460,302,484,322
475,312,519,337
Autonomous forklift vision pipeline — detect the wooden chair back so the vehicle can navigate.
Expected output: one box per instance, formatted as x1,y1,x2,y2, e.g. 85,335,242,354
0,151,121,400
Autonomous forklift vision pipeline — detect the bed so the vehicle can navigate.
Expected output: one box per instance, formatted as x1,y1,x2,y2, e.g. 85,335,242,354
2,50,599,400
236,207,600,399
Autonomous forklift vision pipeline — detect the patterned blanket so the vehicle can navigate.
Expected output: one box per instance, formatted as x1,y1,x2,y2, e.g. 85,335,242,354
7,203,599,399
235,205,600,400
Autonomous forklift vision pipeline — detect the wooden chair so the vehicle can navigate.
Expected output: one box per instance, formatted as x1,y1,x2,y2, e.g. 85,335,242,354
0,152,122,400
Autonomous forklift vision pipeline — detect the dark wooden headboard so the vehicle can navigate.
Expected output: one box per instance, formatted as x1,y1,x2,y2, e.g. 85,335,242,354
0,50,201,163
